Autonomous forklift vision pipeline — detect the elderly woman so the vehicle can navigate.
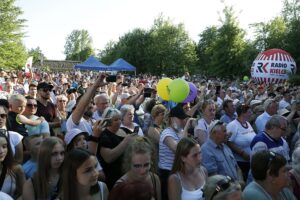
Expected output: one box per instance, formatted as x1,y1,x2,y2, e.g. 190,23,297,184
54,94,68,135
290,147,300,198
203,175,242,200
243,151,296,200
119,104,144,136
95,107,138,190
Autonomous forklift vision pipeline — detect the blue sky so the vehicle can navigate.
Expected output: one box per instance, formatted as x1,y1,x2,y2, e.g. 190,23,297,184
16,0,283,60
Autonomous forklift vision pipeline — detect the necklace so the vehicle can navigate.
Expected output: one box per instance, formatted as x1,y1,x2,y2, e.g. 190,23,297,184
237,118,248,129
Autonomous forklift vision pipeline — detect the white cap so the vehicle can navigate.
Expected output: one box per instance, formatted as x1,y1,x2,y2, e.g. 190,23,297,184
120,93,130,100
64,128,88,145
250,100,262,106
0,192,13,200
277,108,290,116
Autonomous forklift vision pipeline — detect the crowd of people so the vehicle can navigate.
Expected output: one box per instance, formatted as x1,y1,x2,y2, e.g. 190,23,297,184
0,69,299,199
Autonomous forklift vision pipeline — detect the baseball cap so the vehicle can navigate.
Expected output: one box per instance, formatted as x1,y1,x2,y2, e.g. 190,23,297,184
64,128,88,145
277,108,290,116
37,82,54,90
169,105,189,119
250,100,262,107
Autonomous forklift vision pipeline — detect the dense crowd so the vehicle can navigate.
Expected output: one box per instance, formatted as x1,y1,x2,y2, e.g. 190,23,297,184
0,69,299,200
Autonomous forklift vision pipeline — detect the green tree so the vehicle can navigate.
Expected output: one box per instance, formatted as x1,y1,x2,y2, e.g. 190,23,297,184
147,15,197,75
28,46,46,63
197,6,251,77
0,0,27,69
64,29,94,61
251,17,287,51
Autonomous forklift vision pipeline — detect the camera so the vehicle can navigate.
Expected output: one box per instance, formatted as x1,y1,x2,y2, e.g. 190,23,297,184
67,88,77,95
106,75,117,82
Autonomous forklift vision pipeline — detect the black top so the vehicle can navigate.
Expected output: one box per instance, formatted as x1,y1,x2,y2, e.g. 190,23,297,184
7,111,28,136
98,129,124,190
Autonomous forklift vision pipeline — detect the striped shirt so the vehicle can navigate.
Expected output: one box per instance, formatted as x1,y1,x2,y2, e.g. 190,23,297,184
158,127,182,170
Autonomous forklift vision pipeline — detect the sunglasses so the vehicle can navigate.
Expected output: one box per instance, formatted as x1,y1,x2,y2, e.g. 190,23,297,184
267,151,276,169
0,114,7,118
43,88,52,92
132,162,151,169
26,104,38,108
210,176,233,200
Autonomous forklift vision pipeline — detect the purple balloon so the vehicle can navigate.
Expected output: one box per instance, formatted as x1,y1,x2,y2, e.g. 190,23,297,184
183,82,198,103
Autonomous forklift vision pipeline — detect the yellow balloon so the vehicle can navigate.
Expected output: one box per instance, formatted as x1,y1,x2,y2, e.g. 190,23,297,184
157,78,172,100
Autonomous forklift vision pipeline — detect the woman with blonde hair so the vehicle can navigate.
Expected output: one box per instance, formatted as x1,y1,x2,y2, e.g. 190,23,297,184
168,137,207,200
194,100,216,145
22,137,65,200
114,136,161,199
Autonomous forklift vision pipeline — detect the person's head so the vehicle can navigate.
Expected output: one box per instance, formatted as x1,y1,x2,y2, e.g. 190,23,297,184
123,137,153,180
0,105,8,129
37,82,53,100
62,148,99,200
102,107,122,132
56,95,68,109
120,104,135,124
108,180,154,200
265,115,287,139
151,104,166,122
28,82,38,98
292,147,300,174
24,96,38,116
8,94,26,114
209,120,230,145
251,151,288,189
0,130,14,168
168,105,190,132
282,90,292,102
203,175,242,200
37,137,65,173
236,104,252,120
64,129,89,151
223,100,235,116
23,134,43,160
171,137,201,173
201,100,216,122
264,99,278,116
144,99,156,114
94,94,109,113
258,85,265,95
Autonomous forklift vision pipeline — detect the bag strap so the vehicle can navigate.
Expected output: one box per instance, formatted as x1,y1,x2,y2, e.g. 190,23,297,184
0,165,7,190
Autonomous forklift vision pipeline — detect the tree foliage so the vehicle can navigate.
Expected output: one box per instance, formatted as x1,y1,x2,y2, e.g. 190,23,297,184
99,15,197,75
197,6,255,77
64,29,94,61
28,46,46,63
0,0,27,69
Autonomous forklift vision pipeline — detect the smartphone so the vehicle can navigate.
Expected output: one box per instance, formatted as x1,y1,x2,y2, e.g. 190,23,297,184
216,85,221,95
133,126,139,134
106,75,117,82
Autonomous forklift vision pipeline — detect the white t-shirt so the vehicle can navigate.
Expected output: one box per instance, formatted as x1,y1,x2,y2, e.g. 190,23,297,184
227,120,256,162
1,130,23,156
66,114,93,135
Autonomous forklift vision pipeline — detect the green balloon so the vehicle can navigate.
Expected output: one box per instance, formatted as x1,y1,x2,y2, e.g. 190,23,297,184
243,76,249,81
168,79,189,103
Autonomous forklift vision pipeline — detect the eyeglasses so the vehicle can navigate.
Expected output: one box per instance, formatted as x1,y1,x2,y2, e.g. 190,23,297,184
43,88,52,92
132,162,151,169
0,114,7,118
210,176,233,200
26,104,37,108
267,151,276,169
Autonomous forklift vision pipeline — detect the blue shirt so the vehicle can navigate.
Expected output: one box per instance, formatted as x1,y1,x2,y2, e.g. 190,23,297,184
220,113,237,124
202,139,239,180
25,115,50,136
22,159,37,179
255,112,271,133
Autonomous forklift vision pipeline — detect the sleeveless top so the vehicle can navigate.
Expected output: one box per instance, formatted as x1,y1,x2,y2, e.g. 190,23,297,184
1,173,16,197
176,172,205,200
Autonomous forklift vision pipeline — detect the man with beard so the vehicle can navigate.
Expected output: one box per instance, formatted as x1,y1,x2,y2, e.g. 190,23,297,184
66,74,107,135
36,82,59,136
